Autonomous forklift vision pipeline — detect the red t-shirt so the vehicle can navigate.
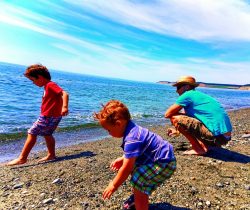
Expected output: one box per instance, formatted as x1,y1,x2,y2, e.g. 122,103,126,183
41,81,63,117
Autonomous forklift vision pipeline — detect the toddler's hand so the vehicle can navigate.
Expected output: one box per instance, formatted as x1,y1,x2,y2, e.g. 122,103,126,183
103,181,116,200
110,157,123,171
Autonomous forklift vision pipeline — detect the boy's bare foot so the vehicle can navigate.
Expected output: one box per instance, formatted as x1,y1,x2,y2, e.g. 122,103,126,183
6,158,27,166
38,156,56,163
183,149,207,156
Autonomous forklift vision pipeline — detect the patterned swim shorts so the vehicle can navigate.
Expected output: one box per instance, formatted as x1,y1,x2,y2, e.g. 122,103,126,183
28,115,62,136
176,115,231,146
130,160,176,195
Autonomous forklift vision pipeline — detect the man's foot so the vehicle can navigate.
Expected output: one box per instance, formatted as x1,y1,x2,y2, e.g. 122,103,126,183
183,149,207,156
6,158,27,166
38,156,56,163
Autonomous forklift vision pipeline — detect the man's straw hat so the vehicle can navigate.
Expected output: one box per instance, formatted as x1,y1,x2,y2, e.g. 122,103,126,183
172,76,199,87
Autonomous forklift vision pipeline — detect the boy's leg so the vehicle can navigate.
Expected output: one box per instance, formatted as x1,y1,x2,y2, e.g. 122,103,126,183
133,188,149,210
38,135,56,162
170,116,208,155
6,134,37,165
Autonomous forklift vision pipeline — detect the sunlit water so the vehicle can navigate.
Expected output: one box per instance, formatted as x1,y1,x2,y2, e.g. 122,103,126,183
0,62,249,162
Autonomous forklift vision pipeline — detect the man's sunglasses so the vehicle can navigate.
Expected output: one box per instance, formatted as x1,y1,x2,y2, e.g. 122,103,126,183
177,85,185,90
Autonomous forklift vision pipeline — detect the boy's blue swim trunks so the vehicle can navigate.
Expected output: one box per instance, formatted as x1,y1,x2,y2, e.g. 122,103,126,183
28,115,62,136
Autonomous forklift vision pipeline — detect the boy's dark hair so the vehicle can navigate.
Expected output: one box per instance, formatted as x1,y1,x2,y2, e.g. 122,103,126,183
24,64,51,80
94,100,131,125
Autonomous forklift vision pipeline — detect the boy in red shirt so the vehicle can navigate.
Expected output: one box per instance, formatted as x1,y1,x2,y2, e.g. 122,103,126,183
7,64,69,165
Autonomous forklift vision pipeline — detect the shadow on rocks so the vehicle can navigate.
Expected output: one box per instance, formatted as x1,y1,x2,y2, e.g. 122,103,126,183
206,147,250,163
54,151,96,162
150,202,191,210
10,151,96,169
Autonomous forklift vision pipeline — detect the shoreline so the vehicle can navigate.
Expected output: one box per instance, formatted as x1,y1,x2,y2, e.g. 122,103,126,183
0,108,249,209
1,106,250,143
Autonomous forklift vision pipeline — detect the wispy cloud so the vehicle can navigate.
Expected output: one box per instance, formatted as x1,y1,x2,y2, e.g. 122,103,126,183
68,0,250,41
0,0,249,84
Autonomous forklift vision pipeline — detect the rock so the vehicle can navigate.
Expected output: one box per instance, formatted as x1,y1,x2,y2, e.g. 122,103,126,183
191,187,198,194
42,198,54,204
52,178,62,184
244,185,250,190
22,190,28,194
13,183,24,189
206,201,211,207
197,202,203,208
40,192,46,197
13,178,20,182
216,182,224,188
242,134,250,138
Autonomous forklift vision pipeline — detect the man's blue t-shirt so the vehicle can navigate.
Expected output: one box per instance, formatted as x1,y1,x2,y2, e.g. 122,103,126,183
176,90,232,136
122,120,175,166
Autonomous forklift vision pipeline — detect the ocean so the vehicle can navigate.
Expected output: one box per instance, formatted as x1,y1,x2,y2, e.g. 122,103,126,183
0,61,249,162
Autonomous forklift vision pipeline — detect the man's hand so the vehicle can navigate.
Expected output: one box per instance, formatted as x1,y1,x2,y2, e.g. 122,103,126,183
167,127,180,137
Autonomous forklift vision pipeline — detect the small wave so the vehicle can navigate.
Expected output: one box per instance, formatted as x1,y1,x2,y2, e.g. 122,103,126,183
0,122,101,143
0,132,27,142
56,122,100,132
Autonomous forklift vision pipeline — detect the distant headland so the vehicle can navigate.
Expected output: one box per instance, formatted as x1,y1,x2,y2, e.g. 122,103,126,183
157,81,250,90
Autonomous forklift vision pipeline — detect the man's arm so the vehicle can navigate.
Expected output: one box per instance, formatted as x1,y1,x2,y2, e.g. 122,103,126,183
164,104,183,118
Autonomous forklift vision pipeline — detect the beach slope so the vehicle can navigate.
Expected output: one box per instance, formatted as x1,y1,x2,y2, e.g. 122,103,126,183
0,109,249,209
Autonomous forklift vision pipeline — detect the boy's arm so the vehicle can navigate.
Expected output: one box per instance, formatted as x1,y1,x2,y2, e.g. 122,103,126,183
103,157,136,199
61,90,69,116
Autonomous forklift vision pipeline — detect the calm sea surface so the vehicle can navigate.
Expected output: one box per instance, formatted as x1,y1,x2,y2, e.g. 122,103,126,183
0,62,249,162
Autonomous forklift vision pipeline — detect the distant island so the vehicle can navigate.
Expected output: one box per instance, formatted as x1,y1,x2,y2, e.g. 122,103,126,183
157,81,250,90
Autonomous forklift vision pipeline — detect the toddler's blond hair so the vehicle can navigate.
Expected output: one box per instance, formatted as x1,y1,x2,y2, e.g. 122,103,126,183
94,100,131,125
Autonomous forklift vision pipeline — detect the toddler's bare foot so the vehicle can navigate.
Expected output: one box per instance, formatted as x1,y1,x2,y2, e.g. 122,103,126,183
183,149,207,156
38,156,56,163
6,158,27,166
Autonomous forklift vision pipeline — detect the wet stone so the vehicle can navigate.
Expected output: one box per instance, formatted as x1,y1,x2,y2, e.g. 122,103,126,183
42,198,54,204
13,183,24,189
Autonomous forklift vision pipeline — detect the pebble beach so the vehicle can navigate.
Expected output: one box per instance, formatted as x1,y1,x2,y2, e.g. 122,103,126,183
0,108,249,210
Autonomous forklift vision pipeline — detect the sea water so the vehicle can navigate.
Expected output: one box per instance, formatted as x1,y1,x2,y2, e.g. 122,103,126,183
0,62,249,162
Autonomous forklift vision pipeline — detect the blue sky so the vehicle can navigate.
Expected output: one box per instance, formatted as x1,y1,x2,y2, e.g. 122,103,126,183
0,0,250,85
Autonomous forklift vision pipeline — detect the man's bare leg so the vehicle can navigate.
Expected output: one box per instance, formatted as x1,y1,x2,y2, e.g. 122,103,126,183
38,135,56,163
170,116,208,155
179,127,208,155
6,134,37,165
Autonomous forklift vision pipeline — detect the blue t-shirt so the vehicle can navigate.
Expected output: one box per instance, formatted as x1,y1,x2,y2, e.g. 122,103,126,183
176,90,232,136
122,120,175,166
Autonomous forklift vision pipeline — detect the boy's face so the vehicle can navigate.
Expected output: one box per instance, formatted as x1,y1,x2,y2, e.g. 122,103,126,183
100,119,127,138
27,75,46,87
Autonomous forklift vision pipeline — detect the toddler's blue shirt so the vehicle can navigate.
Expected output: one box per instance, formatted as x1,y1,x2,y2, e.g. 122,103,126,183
122,120,175,166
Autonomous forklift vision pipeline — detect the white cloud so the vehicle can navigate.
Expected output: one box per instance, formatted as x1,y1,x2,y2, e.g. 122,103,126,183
68,0,250,41
0,0,249,85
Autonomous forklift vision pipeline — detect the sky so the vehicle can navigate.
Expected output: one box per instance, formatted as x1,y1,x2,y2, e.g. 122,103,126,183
0,0,250,85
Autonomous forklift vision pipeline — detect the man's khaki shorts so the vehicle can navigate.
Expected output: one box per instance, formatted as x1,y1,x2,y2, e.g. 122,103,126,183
176,115,230,146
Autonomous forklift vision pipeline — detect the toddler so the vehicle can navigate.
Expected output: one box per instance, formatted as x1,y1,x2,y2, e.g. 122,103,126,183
95,100,176,210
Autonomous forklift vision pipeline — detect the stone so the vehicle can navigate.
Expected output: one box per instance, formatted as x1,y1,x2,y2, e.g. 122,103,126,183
13,183,24,189
206,201,211,207
242,134,250,138
52,178,62,184
42,198,53,204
